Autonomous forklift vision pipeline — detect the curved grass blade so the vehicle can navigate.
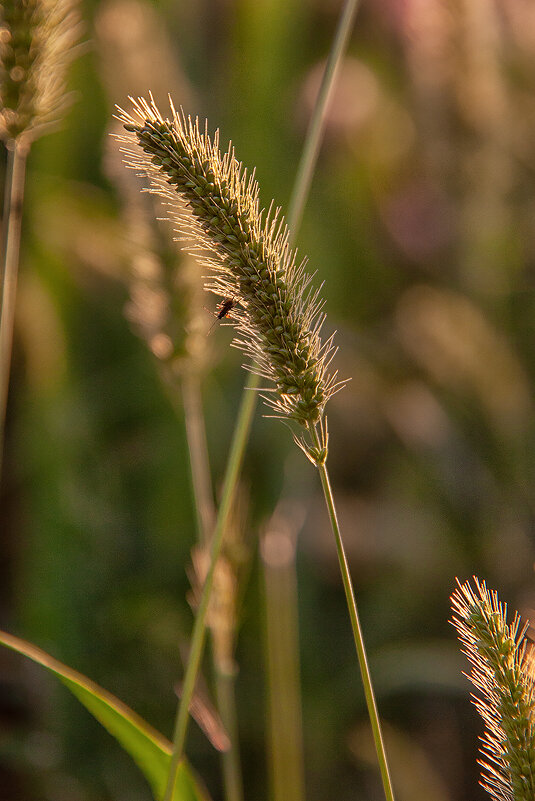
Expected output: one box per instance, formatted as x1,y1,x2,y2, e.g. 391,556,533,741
0,630,209,801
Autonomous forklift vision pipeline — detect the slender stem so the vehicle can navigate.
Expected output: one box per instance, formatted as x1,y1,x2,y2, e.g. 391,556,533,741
163,374,257,801
213,663,244,801
287,0,361,234
180,371,243,801
308,423,395,801
0,140,29,480
180,371,216,545
166,0,362,791
164,363,243,801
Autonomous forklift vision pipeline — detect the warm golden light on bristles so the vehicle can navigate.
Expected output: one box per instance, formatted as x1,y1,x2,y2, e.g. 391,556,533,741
116,95,346,438
451,578,535,801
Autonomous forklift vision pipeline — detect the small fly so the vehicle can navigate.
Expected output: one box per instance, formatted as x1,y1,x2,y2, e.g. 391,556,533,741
206,297,236,335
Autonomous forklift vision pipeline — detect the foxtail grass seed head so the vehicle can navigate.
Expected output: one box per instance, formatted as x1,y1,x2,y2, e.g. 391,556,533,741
117,96,346,444
0,0,80,144
451,577,535,801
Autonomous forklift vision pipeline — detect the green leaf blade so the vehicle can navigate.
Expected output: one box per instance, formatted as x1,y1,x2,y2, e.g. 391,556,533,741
0,630,210,801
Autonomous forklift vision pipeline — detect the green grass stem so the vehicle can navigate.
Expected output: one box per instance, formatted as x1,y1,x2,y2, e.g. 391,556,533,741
287,0,361,234
163,376,257,801
180,372,217,545
213,661,244,801
308,422,396,801
180,372,243,801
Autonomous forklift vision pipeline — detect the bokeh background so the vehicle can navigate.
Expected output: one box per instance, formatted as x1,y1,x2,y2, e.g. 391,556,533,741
2,0,535,799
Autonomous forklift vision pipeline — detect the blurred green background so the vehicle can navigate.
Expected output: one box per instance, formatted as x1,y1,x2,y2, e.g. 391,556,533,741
2,0,535,799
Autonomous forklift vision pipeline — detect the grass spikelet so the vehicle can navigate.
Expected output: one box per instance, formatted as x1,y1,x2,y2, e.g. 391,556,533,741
0,0,81,143
451,577,535,801
117,95,346,434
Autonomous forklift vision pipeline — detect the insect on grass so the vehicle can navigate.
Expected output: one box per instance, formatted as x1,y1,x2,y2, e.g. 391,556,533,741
206,297,236,335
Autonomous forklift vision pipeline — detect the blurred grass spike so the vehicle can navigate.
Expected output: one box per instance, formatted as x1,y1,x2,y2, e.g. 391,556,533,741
117,95,347,433
0,0,82,483
0,0,81,144
451,577,535,801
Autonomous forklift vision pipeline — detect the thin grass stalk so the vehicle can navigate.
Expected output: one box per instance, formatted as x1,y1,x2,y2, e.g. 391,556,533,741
178,373,244,801
182,370,244,801
163,382,257,801
287,0,361,235
179,371,217,546
181,373,244,801
308,422,395,801
211,643,244,801
160,0,363,795
213,661,244,801
0,140,28,477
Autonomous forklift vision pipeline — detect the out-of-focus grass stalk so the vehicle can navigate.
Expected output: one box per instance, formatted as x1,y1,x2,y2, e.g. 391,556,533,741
162,380,257,801
212,647,243,801
261,510,305,801
177,371,216,545
169,366,244,801
0,0,80,475
184,369,244,801
0,140,28,470
287,0,361,235
169,364,244,801
180,365,244,801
